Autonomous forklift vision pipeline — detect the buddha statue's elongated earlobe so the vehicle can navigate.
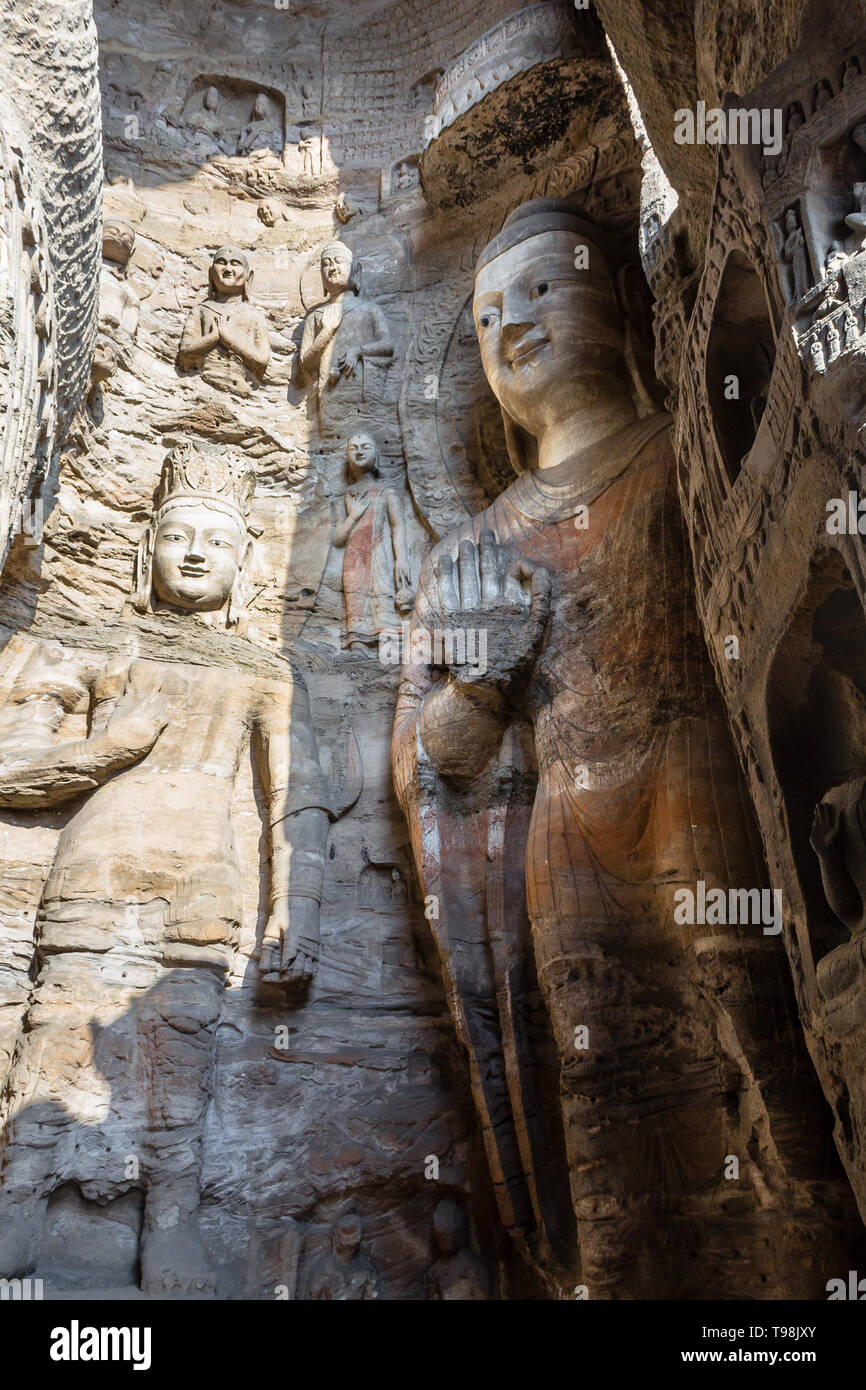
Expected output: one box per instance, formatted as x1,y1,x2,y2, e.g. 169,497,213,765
615,262,667,418
226,535,256,634
132,523,155,613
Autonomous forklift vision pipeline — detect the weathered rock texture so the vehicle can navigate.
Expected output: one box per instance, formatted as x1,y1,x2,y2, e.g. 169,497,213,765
0,0,865,1300
0,0,102,571
600,0,866,1240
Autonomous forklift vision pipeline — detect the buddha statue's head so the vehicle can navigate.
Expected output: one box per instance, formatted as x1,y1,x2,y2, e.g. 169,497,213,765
346,430,380,479
204,85,220,113
134,443,257,632
473,198,656,471
209,245,252,301
252,92,271,122
320,240,355,297
102,217,136,267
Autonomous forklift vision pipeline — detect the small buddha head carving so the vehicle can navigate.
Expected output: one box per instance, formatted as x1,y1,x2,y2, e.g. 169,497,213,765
257,198,284,227
102,217,136,267
252,92,270,122
134,442,257,632
346,431,380,479
473,198,648,470
332,1211,362,1261
209,245,252,300
203,85,220,113
320,240,355,297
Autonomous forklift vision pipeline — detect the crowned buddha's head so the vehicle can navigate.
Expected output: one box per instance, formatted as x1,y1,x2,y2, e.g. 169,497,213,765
134,443,257,632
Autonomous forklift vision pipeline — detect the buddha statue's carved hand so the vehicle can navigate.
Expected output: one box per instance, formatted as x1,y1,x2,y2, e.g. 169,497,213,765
335,345,362,378
197,307,220,352
260,895,320,987
102,677,170,759
431,529,551,691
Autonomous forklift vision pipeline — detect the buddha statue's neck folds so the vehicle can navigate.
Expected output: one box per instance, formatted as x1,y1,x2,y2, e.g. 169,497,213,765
535,381,640,475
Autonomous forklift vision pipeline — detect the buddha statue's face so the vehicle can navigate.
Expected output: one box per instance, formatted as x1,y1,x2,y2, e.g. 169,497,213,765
152,501,247,612
346,431,377,474
473,229,625,440
321,246,353,294
253,93,269,120
204,86,220,112
210,248,249,297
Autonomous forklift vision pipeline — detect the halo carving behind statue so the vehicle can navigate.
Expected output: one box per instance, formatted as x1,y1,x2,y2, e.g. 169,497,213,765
399,285,511,539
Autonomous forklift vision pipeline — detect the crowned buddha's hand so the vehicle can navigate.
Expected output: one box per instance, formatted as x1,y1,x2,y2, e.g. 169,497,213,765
102,671,170,759
430,529,551,691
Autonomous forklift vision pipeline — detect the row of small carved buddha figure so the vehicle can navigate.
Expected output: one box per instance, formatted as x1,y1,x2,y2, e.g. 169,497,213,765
98,219,393,406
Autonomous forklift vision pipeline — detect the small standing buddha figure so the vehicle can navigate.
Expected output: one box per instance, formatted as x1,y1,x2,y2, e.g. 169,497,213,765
305,1212,379,1300
177,245,270,396
332,431,414,653
100,217,140,340
297,241,393,431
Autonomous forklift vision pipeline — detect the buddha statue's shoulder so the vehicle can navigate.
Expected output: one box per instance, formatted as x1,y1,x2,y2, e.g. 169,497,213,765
26,609,304,688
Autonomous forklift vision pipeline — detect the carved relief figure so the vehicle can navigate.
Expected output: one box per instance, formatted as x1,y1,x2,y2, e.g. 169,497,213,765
177,246,270,395
236,92,283,159
305,1212,379,1299
297,241,393,427
188,85,225,147
842,55,861,86
257,198,287,227
393,161,416,192
0,444,334,1293
814,78,833,109
100,217,140,340
335,190,360,224
297,130,315,176
844,305,860,346
782,208,810,301
392,199,784,1297
427,1198,490,1300
333,431,413,653
810,334,826,370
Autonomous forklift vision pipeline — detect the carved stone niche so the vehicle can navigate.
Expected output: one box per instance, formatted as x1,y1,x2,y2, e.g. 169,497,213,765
418,2,613,210
408,69,443,112
180,76,286,162
358,862,409,911
705,249,776,485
